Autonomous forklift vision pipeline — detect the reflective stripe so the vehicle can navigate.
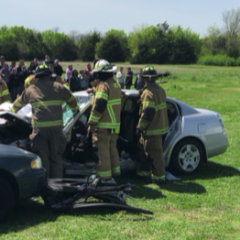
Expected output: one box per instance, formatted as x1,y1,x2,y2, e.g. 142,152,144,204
4,100,11,103
152,174,165,180
31,100,62,108
139,121,148,128
144,127,169,136
96,170,112,178
89,114,100,123
156,102,167,111
25,77,31,86
137,171,151,177
142,101,155,108
112,166,120,173
95,91,108,100
64,84,70,90
14,99,24,107
97,122,120,128
66,95,76,103
10,106,17,113
0,89,10,97
32,120,63,128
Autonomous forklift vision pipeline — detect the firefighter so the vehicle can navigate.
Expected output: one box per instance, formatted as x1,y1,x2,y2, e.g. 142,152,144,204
136,66,169,184
88,59,121,182
0,77,11,104
11,63,78,178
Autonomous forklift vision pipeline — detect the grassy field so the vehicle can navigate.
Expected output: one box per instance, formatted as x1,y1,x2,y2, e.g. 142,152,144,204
1,63,240,240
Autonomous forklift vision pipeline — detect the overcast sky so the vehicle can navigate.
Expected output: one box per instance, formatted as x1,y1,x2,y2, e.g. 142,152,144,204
2,0,240,37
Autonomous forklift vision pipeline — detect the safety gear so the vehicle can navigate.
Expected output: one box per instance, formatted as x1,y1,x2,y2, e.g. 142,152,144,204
0,78,11,104
91,59,117,73
92,129,120,180
137,82,169,136
89,78,121,133
45,59,54,66
140,65,159,79
88,76,121,180
35,63,52,78
11,76,78,178
11,77,78,128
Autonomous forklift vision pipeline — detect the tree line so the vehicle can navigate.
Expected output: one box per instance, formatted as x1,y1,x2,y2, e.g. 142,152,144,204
1,8,240,65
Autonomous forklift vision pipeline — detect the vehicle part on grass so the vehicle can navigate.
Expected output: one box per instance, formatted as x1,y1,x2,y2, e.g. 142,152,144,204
0,177,15,223
42,178,153,215
169,138,204,175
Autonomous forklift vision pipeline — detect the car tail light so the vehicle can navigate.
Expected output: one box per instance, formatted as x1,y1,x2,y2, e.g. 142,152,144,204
31,157,42,169
217,113,224,129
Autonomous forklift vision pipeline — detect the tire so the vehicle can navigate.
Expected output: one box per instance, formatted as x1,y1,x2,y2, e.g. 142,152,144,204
0,177,15,224
169,138,204,175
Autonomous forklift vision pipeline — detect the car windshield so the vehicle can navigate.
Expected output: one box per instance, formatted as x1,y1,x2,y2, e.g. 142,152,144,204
62,95,90,127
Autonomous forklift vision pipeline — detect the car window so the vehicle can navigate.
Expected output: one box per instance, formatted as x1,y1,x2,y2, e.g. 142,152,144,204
62,103,76,127
79,106,91,125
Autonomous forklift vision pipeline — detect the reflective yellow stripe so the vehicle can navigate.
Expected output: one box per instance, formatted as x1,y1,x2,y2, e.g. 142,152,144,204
1,89,9,97
144,127,169,136
112,166,120,173
64,84,70,90
96,170,112,178
66,95,76,103
156,102,167,110
97,122,120,128
142,101,155,108
89,114,100,123
152,174,165,180
32,120,63,128
95,91,108,100
137,171,151,177
31,100,62,108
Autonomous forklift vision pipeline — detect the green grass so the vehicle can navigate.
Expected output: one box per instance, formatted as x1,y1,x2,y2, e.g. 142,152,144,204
1,64,240,239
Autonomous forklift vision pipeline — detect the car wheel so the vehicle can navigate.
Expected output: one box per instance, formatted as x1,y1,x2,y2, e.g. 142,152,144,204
0,177,14,223
169,138,204,175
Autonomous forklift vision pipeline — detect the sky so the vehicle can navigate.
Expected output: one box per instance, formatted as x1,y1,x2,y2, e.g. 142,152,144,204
1,0,240,37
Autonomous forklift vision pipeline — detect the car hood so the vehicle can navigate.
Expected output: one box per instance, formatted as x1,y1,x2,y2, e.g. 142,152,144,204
0,143,36,158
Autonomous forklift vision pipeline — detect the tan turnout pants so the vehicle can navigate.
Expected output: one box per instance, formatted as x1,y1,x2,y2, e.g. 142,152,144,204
92,128,120,180
137,135,165,179
30,127,66,178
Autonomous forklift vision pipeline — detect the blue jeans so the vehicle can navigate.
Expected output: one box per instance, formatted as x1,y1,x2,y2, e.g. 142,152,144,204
11,86,20,102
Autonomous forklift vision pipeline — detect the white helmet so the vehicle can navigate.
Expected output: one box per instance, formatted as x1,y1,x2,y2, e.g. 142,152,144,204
92,59,117,73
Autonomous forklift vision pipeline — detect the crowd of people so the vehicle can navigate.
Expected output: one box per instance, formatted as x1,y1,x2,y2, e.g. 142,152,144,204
0,55,93,103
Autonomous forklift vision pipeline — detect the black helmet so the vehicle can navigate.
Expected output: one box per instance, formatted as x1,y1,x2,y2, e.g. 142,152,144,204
45,59,54,66
140,65,159,79
35,63,52,78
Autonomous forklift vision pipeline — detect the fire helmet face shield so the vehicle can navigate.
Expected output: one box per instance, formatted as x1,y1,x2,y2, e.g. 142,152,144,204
91,59,117,73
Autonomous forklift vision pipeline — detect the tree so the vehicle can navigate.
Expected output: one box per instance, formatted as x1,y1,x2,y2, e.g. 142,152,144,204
222,8,240,37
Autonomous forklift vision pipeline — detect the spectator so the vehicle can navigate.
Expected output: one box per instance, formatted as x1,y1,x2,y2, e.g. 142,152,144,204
69,70,81,92
0,63,10,85
116,66,124,89
28,61,35,74
134,69,145,90
78,70,89,90
125,67,133,89
9,61,16,72
65,64,73,82
8,68,21,102
17,59,24,74
33,58,39,69
18,65,29,94
45,55,50,62
84,63,91,79
0,56,5,70
54,59,64,76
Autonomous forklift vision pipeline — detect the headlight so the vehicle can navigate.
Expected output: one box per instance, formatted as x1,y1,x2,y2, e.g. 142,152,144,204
216,113,224,129
31,156,42,169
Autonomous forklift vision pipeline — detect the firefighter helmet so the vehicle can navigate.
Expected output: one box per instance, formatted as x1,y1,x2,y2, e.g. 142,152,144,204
35,63,52,78
91,59,117,73
140,65,160,79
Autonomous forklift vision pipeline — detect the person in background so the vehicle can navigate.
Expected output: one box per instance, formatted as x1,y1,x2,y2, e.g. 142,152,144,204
28,61,36,74
116,66,124,89
0,63,10,85
8,68,21,102
69,70,81,92
18,65,29,94
17,59,24,74
134,69,145,90
84,63,91,79
125,67,133,89
45,55,50,62
0,56,5,70
33,58,39,69
54,59,64,77
78,70,89,90
9,61,16,72
65,64,73,82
